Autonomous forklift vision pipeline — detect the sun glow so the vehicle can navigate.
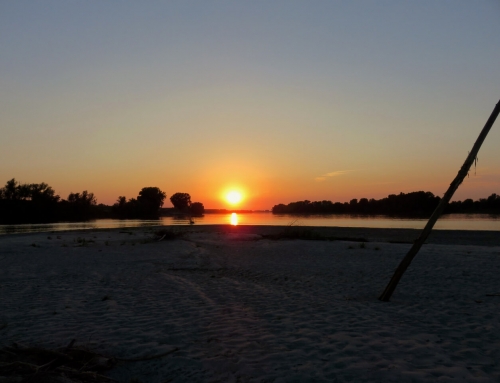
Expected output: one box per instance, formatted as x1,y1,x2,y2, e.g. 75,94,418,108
226,190,243,205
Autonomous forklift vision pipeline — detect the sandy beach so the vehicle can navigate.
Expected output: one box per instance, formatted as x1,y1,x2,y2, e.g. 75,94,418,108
1,225,500,382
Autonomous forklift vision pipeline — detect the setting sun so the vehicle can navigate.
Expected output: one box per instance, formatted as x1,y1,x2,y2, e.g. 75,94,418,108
226,191,243,205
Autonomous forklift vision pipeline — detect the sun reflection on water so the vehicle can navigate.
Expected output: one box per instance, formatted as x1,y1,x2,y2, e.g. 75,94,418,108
230,213,238,226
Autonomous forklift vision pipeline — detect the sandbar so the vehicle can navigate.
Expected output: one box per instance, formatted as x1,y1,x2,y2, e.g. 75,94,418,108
1,225,499,382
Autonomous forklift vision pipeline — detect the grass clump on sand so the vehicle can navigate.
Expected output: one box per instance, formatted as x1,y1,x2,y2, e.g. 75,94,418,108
74,237,94,247
263,227,328,241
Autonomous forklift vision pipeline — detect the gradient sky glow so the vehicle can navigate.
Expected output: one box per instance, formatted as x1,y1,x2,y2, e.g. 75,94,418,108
1,1,499,209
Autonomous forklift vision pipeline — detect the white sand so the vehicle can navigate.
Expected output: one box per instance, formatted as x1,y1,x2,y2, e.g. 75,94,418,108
1,227,500,382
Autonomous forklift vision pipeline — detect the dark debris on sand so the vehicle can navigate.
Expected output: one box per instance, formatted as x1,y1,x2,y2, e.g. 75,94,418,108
0,340,116,382
0,340,178,383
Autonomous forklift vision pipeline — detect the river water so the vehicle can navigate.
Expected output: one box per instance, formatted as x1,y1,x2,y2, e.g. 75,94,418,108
1,212,500,235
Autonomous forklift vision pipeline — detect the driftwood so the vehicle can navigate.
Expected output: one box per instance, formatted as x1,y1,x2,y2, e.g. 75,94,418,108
0,340,178,382
154,228,183,242
379,100,500,302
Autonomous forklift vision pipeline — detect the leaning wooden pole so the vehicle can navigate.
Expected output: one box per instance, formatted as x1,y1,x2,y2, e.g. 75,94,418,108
379,100,500,302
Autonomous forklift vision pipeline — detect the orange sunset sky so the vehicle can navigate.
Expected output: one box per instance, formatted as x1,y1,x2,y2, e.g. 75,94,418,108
1,2,499,210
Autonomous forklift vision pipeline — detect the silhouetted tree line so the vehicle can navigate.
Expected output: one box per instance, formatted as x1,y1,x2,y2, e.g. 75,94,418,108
0,179,99,223
0,179,204,224
272,191,500,216
447,193,500,214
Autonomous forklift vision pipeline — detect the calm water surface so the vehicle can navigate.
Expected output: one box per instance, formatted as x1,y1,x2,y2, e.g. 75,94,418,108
1,213,500,235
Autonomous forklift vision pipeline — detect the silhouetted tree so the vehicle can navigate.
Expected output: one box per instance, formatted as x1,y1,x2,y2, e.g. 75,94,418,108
64,191,97,220
2,178,21,200
67,191,96,206
137,187,167,217
112,196,129,218
111,188,166,218
190,202,205,216
126,198,140,217
28,183,60,220
29,183,59,203
170,193,191,211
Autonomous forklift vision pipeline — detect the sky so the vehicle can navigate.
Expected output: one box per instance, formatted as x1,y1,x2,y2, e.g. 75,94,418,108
1,1,499,209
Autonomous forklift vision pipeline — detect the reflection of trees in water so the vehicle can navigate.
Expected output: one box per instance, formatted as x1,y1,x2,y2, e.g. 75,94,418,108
1,212,500,235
